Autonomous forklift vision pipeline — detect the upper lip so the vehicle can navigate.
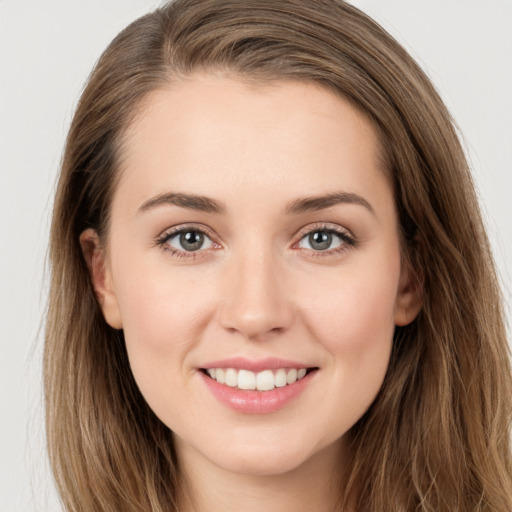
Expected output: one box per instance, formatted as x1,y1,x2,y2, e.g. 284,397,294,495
200,357,315,373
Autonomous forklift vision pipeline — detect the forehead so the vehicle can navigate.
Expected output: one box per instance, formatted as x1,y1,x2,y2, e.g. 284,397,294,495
114,74,391,215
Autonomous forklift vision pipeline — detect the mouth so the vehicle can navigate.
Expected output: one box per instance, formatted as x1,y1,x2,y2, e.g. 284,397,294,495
200,367,318,391
198,357,319,413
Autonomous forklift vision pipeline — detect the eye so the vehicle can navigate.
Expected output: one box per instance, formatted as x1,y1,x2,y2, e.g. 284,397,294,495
295,225,356,254
157,226,217,257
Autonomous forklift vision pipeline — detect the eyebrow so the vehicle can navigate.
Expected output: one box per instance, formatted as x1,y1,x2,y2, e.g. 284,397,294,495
284,191,374,216
137,190,374,216
138,192,227,214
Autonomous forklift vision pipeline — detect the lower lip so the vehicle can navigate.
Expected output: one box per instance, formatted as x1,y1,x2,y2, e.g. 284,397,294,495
199,370,317,414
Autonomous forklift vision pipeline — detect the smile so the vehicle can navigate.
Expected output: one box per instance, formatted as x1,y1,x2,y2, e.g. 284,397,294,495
199,359,319,414
203,367,309,391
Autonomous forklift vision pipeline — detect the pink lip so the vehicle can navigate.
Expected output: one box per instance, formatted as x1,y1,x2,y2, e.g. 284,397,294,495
198,368,318,414
200,357,311,373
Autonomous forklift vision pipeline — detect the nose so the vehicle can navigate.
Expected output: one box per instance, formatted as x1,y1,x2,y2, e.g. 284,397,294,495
218,249,294,341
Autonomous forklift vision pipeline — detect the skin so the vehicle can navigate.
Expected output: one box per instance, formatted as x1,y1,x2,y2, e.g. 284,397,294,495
81,74,421,512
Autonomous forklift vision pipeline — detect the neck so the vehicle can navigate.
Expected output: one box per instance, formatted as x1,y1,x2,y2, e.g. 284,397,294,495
176,438,354,512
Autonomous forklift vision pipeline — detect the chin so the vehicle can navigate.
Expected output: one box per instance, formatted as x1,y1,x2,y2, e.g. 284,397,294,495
212,448,314,477
199,430,340,478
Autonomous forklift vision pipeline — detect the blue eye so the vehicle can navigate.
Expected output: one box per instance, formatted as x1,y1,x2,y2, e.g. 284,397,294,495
156,224,356,260
297,227,355,252
161,229,215,252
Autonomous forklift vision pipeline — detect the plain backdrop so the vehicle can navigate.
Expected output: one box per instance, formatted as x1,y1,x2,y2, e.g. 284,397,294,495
1,1,511,510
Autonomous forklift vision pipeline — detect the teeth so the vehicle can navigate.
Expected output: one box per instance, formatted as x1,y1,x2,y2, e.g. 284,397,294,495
256,370,274,391
238,369,256,390
205,367,310,391
275,368,287,388
286,368,298,384
225,368,238,387
216,368,226,384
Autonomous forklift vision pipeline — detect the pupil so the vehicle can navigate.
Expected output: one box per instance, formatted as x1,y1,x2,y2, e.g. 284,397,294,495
180,231,204,251
309,231,332,251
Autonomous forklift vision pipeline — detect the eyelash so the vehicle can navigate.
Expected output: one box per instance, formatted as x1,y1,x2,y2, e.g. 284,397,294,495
293,223,358,257
155,223,358,260
155,224,218,260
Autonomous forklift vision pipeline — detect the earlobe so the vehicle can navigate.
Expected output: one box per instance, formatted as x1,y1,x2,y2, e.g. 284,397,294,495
394,260,423,326
79,228,123,329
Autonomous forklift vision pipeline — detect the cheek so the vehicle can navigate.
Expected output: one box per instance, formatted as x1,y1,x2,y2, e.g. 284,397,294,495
112,269,219,428
301,265,399,430
297,252,401,426
112,261,215,385
302,265,399,353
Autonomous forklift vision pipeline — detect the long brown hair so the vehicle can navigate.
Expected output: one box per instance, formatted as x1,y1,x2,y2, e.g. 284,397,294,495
45,1,512,510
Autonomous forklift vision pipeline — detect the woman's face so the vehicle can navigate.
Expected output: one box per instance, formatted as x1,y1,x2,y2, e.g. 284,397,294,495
86,75,420,476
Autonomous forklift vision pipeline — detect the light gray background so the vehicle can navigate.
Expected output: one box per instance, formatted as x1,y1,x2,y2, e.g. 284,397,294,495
1,1,511,510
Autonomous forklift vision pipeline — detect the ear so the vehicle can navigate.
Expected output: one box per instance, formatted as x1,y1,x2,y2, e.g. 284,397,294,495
79,228,123,329
394,259,423,326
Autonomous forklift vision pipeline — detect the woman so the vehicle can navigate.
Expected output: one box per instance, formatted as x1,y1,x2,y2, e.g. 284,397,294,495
45,0,512,510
